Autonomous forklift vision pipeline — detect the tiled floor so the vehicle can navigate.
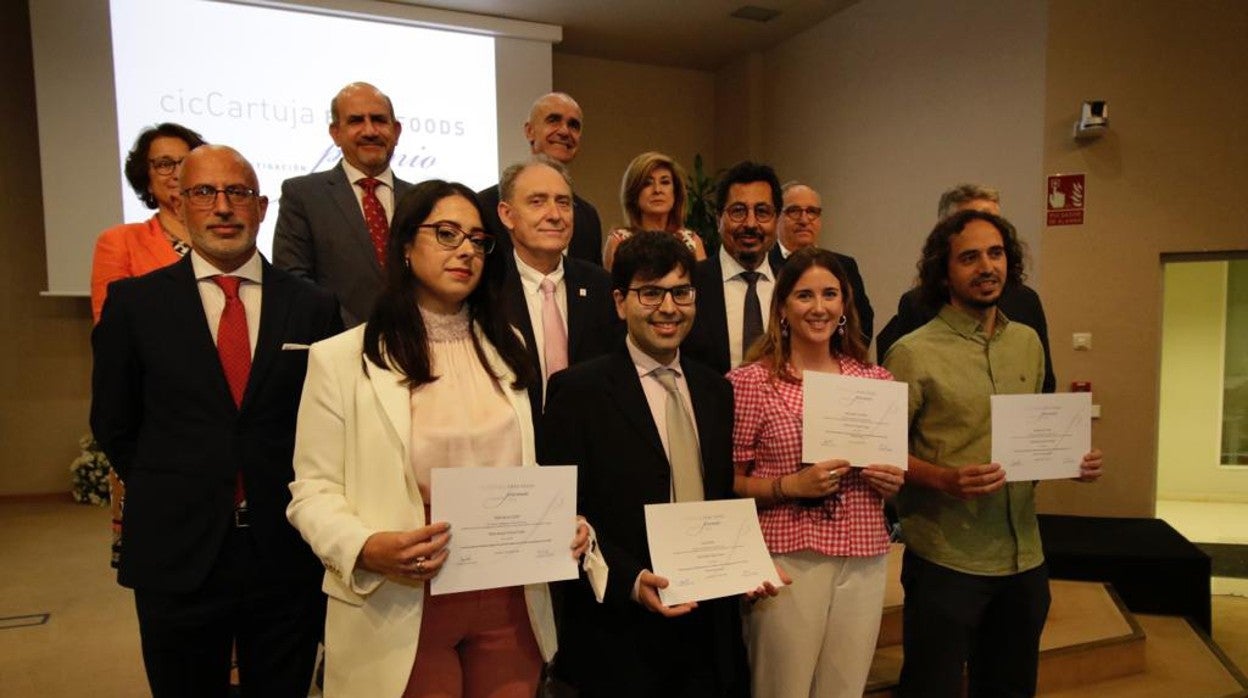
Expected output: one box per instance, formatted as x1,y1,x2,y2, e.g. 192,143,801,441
2,496,1244,696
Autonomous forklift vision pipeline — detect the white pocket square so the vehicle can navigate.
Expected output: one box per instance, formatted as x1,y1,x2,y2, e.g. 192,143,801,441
281,343,311,351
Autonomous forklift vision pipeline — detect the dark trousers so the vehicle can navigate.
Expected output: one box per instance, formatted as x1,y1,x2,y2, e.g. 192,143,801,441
897,550,1051,698
134,527,325,698
554,600,742,698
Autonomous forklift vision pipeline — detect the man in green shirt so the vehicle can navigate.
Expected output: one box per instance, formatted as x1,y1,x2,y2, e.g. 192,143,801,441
883,209,1103,698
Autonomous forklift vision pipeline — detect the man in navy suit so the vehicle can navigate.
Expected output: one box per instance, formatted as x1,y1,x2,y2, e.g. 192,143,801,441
540,231,778,697
684,160,783,375
92,145,342,697
767,182,874,343
875,183,1055,391
479,92,603,266
496,156,619,424
274,82,413,327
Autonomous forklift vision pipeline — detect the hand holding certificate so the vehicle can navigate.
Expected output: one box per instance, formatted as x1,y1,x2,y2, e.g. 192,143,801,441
991,393,1092,481
644,499,783,606
801,371,908,468
430,466,578,596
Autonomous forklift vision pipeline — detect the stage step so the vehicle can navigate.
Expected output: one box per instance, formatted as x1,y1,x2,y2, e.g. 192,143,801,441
867,580,1145,696
865,545,1248,697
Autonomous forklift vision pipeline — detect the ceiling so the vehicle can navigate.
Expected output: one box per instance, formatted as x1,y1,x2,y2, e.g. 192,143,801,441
393,0,859,71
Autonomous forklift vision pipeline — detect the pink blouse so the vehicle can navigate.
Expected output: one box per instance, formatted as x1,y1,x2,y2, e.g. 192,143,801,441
408,307,522,502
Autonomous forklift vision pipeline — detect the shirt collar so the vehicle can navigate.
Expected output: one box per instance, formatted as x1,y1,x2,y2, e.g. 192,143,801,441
719,246,775,283
514,250,564,292
626,335,682,378
191,249,263,284
937,303,1009,339
341,160,394,189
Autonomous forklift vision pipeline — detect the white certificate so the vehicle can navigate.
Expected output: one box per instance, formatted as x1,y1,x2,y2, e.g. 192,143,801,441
801,371,908,468
991,393,1091,481
644,499,782,606
430,466,578,596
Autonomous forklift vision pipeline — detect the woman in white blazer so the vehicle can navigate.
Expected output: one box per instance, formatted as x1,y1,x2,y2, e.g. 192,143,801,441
287,180,588,698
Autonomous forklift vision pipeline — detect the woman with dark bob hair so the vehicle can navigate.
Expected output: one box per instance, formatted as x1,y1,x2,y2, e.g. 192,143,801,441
90,122,206,322
287,180,590,698
727,247,905,698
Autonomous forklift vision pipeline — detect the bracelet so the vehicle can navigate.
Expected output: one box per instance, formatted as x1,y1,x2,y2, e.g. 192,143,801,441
771,476,788,502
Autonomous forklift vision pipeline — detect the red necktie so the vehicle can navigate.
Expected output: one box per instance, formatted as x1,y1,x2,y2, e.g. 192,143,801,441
212,275,250,506
358,177,389,267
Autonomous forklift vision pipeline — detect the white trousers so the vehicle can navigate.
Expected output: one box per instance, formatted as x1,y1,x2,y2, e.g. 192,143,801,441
744,551,888,698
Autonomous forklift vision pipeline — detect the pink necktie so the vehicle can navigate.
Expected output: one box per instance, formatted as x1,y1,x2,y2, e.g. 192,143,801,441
212,275,250,506
358,177,389,267
540,278,568,380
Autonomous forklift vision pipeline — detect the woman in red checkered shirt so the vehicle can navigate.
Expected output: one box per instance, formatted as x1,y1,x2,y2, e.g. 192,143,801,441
728,246,905,698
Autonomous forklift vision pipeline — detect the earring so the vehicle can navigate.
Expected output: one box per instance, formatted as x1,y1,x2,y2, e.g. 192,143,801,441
780,317,790,338
837,315,847,336
403,256,411,270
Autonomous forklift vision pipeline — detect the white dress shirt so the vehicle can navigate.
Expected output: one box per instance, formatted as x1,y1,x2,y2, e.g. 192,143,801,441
719,246,775,368
626,336,701,480
192,249,263,355
514,251,568,383
341,160,397,222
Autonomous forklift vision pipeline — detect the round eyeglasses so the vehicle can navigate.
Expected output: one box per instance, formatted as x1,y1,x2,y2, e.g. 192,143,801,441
181,185,259,209
724,203,776,224
149,157,185,176
628,284,696,308
417,223,495,255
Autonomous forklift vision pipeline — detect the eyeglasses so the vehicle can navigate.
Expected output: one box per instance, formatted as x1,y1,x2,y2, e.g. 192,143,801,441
418,222,495,255
149,157,185,175
181,185,260,209
783,205,822,221
628,284,696,308
724,203,776,223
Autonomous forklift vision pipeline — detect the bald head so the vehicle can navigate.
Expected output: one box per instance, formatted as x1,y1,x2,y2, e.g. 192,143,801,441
329,82,401,176
777,183,823,252
177,145,268,273
330,82,394,125
524,92,583,164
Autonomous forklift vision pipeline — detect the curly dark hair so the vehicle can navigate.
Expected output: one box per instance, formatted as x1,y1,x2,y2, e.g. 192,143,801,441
714,161,782,215
363,180,536,390
123,123,207,209
746,247,868,380
610,229,696,292
916,209,1027,309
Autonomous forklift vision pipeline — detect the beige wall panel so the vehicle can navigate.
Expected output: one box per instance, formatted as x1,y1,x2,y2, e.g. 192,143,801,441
758,0,1048,362
1038,0,1248,516
552,53,717,239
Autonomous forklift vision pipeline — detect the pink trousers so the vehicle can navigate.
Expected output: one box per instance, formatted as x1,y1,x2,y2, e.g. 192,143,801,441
403,585,542,698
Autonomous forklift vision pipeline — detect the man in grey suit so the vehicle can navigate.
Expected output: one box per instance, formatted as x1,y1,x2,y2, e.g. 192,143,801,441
274,82,413,327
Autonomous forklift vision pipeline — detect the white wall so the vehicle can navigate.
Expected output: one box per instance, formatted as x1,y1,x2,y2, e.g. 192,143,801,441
1157,261,1248,502
760,0,1048,349
553,53,717,237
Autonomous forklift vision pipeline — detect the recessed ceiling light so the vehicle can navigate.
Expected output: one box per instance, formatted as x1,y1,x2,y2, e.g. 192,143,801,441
730,5,781,22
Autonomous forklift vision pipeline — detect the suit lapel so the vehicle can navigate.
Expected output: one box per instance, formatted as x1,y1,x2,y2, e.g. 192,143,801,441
326,164,381,275
607,350,667,464
563,260,590,360
503,256,539,367
169,257,238,413
241,260,287,411
768,245,785,275
699,256,731,372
